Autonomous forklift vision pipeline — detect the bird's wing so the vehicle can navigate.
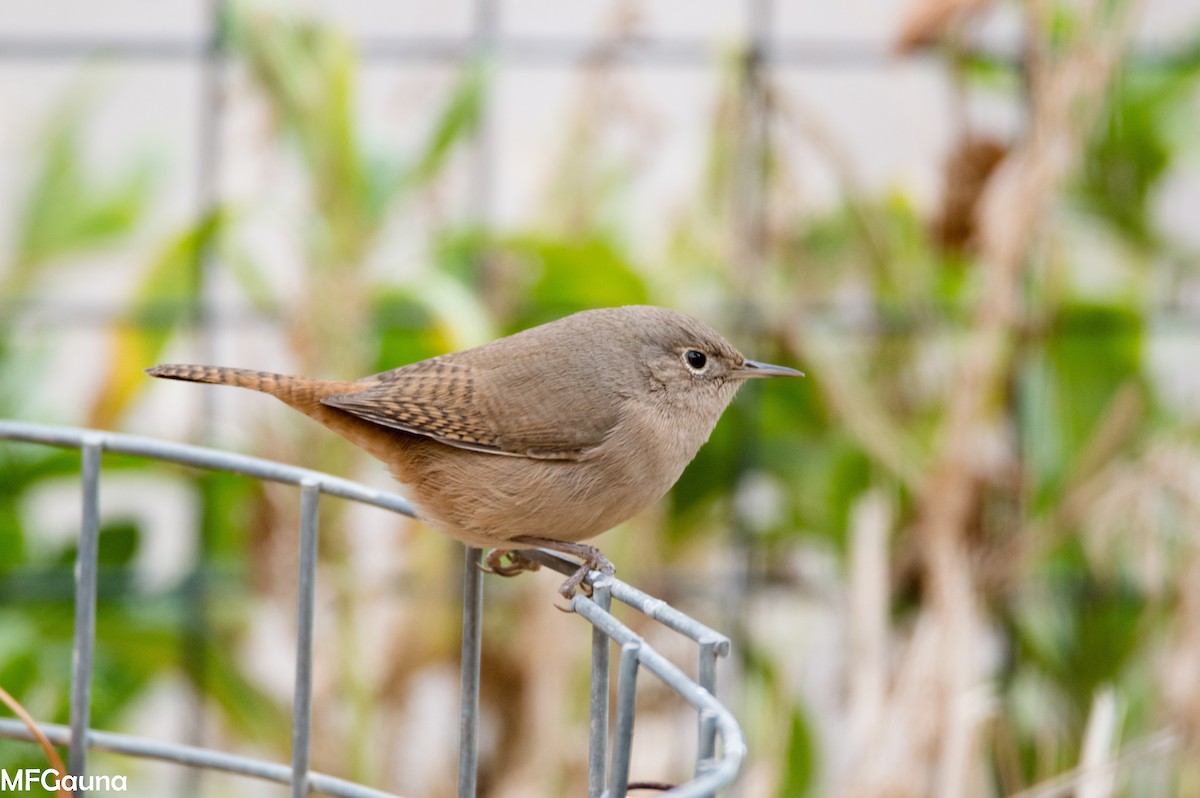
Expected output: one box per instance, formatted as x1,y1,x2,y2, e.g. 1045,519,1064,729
320,356,620,460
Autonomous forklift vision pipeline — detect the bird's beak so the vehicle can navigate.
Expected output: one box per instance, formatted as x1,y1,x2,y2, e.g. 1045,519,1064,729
734,359,805,379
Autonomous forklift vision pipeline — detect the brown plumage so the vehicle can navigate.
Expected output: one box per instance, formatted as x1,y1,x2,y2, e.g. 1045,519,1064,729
147,306,803,596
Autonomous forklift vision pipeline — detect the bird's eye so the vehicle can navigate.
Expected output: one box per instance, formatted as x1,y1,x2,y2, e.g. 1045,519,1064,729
683,350,708,371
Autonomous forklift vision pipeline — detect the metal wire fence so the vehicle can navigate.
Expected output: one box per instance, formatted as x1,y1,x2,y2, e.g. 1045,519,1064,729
0,419,746,798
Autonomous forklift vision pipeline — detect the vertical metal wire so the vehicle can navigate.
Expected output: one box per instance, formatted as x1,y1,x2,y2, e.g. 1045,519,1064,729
458,547,485,798
459,1,494,789
193,0,223,417
588,580,613,798
471,0,496,225
607,641,642,798
291,480,321,798
695,639,720,789
183,6,225,794
698,640,719,696
696,712,718,782
725,4,775,796
737,0,771,276
68,437,103,793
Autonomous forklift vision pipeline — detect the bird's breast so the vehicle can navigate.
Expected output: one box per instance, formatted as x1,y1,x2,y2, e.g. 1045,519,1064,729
381,402,698,546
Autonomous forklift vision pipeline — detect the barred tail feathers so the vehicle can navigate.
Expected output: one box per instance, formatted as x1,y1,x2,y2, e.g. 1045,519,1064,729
144,364,407,465
144,363,359,406
148,363,287,391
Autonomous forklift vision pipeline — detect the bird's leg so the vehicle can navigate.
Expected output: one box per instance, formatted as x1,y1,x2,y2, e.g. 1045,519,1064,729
509,536,616,599
479,549,542,577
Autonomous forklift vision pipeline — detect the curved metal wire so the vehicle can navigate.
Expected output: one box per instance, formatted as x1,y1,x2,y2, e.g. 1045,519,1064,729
0,420,745,797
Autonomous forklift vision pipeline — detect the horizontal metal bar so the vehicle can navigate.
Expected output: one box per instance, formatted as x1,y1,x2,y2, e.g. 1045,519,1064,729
608,580,730,654
1,31,1193,71
0,32,1192,69
0,34,994,66
8,299,1200,336
0,421,417,519
356,37,936,68
0,37,213,59
0,718,399,798
519,549,730,653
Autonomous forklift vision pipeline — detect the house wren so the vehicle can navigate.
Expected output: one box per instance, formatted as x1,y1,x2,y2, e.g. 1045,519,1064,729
147,305,802,597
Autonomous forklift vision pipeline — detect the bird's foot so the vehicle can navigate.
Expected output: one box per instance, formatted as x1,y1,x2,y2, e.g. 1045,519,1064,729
503,537,616,600
557,552,615,599
479,549,542,578
557,565,592,600
492,535,614,597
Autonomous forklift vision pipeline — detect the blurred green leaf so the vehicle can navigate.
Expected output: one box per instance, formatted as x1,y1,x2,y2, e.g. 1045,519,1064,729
669,412,741,533
230,5,374,260
405,63,483,190
222,238,280,315
199,633,290,743
372,290,450,371
88,210,224,428
49,523,140,570
1076,42,1200,246
197,470,265,563
1021,303,1143,509
229,2,481,274
503,233,649,328
1011,540,1150,713
777,707,817,798
12,101,154,280
98,523,139,568
961,54,1023,92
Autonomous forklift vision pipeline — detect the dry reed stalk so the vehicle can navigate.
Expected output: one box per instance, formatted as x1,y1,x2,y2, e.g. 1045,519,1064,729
1007,383,1144,582
846,491,893,757
0,686,71,798
1150,450,1200,755
1076,688,1120,798
853,1,1145,794
1005,728,1178,798
1164,549,1200,740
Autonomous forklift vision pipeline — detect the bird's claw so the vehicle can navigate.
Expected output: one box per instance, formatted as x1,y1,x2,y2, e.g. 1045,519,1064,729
557,567,591,600
478,549,541,577
555,550,615,599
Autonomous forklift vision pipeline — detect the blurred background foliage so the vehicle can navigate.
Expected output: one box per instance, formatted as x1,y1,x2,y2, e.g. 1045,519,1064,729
2,0,1200,796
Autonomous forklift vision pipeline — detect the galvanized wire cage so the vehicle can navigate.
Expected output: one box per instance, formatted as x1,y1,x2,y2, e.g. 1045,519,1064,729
0,420,745,797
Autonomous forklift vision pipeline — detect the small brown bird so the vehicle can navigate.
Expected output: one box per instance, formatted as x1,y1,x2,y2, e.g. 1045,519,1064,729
147,306,802,596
